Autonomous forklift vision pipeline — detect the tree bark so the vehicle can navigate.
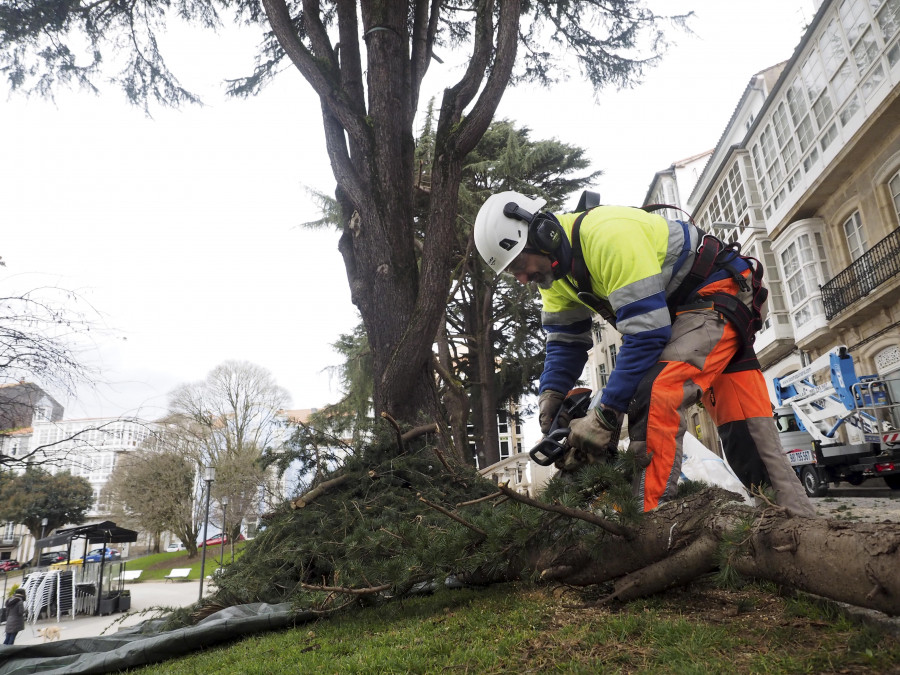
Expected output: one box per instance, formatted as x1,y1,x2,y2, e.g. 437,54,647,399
520,489,900,616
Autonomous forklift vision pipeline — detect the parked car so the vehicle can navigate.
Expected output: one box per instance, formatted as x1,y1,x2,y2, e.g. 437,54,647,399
83,547,121,562
165,542,185,553
0,560,21,572
38,551,67,566
198,533,245,547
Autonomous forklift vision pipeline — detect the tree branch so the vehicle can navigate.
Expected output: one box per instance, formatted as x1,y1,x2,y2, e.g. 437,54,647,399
496,482,634,540
455,0,522,156
299,581,392,595
401,424,440,442
259,0,367,142
290,474,351,509
419,495,487,538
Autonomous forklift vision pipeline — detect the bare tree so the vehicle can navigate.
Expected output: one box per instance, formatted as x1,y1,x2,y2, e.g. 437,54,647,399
167,361,291,535
103,447,198,555
0,283,153,470
0,286,94,398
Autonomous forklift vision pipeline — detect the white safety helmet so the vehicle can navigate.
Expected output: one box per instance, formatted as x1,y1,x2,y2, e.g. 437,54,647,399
474,191,547,274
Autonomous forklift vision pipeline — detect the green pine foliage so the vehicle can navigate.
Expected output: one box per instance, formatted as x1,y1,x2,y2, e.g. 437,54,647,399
209,433,639,621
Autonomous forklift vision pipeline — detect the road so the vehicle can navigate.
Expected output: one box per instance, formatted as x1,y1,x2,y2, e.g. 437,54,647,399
810,480,900,523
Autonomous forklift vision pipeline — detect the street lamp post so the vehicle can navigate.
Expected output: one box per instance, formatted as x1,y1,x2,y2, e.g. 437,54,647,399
220,496,228,568
198,466,216,603
34,517,49,567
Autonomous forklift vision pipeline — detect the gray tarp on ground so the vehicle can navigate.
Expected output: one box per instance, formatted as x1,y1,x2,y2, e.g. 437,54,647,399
0,602,318,674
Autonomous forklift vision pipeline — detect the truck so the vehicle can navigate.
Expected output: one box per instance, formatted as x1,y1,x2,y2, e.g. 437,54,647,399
773,346,900,497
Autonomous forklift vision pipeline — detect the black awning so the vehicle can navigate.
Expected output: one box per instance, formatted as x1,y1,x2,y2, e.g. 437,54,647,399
35,520,138,550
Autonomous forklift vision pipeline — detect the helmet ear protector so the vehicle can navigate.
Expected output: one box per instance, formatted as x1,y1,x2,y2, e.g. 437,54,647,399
503,202,564,256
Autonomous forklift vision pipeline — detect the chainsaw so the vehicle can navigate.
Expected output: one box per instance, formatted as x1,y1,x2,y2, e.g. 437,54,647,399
528,387,593,466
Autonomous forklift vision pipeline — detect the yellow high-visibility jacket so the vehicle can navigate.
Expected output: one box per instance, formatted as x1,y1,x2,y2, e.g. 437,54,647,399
539,205,723,412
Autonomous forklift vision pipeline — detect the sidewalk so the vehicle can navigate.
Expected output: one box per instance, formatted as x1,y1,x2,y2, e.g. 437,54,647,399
13,580,208,645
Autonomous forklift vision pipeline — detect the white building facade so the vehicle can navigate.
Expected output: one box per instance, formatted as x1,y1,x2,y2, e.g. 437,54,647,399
0,417,157,563
584,0,900,455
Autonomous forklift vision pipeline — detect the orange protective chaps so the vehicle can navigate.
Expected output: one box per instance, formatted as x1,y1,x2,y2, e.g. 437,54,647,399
626,279,814,517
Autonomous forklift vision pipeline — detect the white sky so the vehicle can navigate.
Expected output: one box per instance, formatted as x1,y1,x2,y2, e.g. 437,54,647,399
1,0,814,424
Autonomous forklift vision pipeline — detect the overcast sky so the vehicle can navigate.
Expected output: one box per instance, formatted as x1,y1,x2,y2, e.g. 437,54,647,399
1,0,814,424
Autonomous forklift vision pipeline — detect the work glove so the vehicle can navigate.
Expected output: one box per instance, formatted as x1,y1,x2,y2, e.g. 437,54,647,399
538,390,567,434
556,406,623,472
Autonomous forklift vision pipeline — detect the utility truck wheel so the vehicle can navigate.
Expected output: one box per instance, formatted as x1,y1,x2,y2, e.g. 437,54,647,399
801,465,827,497
884,474,900,491
844,474,865,486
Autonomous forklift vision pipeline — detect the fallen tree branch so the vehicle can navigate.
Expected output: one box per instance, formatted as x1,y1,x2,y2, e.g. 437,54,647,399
431,445,454,474
496,482,635,540
291,474,351,509
458,491,504,507
299,581,392,595
599,533,720,604
419,495,487,538
380,411,404,453
402,423,440,443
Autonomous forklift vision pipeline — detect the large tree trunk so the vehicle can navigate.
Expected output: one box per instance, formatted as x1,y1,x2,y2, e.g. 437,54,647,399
522,489,900,616
466,275,500,466
262,0,522,429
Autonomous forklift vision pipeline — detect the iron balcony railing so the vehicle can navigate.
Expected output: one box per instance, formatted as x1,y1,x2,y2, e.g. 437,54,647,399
821,227,900,320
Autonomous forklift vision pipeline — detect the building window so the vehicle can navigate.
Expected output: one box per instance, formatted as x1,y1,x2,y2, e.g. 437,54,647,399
802,52,836,132
609,345,617,368
877,0,900,41
843,210,869,260
3,522,14,539
500,440,510,460
780,232,829,327
497,410,508,434
820,18,857,105
839,94,861,125
840,0,870,46
889,170,900,222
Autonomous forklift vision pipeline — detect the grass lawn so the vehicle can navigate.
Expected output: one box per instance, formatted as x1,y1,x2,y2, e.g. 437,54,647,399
123,579,899,674
122,542,248,582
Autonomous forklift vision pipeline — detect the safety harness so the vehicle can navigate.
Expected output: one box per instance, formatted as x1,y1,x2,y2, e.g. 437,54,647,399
565,207,768,346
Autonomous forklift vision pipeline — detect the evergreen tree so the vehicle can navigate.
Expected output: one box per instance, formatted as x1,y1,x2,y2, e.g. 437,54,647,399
441,121,601,465
0,467,94,544
0,0,682,427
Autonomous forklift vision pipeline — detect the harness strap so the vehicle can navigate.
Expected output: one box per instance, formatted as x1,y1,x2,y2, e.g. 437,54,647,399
668,233,721,310
570,210,591,293
565,210,618,326
704,285,768,347
641,203,696,224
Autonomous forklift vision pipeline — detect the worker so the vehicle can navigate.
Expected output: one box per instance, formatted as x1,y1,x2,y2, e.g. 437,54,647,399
473,190,815,517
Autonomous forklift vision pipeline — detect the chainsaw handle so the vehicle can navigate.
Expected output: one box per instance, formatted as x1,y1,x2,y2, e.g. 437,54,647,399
529,428,571,466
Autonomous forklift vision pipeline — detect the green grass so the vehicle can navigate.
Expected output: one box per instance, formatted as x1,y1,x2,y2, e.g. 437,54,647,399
124,581,900,674
123,543,248,582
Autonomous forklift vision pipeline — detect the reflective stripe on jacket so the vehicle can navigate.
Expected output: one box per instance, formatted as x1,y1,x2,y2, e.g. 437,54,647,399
539,206,705,412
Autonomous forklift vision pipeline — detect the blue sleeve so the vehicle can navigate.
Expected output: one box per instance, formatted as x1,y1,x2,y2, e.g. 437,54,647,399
539,315,592,395
599,290,671,411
